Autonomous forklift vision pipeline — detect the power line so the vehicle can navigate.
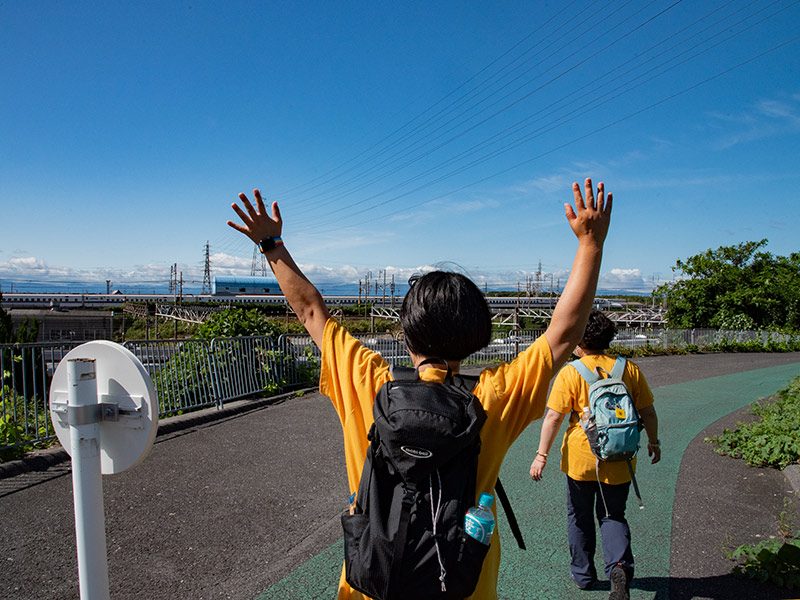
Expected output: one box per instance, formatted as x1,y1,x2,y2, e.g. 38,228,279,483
289,0,798,233
340,30,800,231
269,0,589,203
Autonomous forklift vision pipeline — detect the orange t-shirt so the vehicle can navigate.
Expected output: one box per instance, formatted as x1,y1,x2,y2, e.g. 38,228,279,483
319,318,554,600
547,355,654,484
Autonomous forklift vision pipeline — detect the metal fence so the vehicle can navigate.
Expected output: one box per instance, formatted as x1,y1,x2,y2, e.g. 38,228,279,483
1,335,323,456
1,341,83,456
3,327,800,456
610,327,800,351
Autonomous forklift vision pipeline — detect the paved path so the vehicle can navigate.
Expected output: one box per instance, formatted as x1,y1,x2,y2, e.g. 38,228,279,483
2,352,799,600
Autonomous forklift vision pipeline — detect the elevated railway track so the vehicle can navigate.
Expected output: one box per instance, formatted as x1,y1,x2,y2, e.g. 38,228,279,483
1,292,667,326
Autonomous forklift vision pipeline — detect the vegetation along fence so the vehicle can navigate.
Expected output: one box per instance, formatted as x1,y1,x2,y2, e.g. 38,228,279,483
2,327,799,458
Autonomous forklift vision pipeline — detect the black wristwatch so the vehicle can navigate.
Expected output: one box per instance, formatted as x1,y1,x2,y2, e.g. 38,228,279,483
258,236,284,254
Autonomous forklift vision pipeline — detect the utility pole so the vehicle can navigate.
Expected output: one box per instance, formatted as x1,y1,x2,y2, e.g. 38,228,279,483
651,274,660,307
365,271,372,318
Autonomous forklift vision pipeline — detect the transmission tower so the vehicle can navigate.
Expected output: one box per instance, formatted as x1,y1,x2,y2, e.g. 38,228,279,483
202,241,212,294
536,260,542,294
251,243,267,276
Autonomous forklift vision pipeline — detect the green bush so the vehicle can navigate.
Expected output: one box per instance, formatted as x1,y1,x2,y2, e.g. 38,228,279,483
197,309,283,340
0,368,53,461
706,376,800,469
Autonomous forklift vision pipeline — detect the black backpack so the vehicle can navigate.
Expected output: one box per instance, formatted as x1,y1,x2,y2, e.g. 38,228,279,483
341,361,524,600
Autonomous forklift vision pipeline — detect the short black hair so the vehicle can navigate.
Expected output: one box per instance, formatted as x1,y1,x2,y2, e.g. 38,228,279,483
399,271,492,361
579,310,617,351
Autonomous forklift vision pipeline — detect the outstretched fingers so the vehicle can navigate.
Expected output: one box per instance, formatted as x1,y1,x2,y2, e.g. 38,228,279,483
584,178,596,210
564,176,612,245
253,189,267,215
271,200,282,225
228,201,253,230
572,180,586,211
227,188,283,244
573,178,613,216
239,191,260,221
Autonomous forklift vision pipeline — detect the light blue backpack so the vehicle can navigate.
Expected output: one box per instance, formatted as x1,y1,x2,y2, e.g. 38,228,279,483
571,356,645,509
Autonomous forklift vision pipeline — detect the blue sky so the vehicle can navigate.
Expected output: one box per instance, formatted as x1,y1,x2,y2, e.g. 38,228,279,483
1,1,799,294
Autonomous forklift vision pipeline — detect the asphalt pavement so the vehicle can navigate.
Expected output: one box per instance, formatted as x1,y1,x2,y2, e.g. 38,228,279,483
1,351,799,600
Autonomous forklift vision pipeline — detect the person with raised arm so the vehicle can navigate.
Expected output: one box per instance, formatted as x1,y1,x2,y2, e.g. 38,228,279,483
228,178,612,600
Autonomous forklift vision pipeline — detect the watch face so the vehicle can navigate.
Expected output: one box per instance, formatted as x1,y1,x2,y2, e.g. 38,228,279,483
260,237,276,252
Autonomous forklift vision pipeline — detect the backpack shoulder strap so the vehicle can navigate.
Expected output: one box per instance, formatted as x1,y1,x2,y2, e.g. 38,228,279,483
453,373,480,393
495,477,526,550
609,356,627,380
570,359,598,385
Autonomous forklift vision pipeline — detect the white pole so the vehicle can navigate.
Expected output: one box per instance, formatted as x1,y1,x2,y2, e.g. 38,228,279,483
67,358,111,600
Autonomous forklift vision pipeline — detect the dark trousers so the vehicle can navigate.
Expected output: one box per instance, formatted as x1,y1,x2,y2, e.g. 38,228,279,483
566,476,634,587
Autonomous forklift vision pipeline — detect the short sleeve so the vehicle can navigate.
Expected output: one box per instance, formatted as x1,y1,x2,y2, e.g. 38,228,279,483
475,335,554,446
547,366,578,415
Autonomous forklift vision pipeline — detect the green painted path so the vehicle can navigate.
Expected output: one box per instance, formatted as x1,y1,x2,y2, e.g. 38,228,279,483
255,362,800,600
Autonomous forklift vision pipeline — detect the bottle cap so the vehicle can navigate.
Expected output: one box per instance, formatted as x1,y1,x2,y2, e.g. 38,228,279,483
479,493,494,508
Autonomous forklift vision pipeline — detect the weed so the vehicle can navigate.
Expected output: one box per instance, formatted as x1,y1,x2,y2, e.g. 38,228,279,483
705,376,800,469
723,501,800,590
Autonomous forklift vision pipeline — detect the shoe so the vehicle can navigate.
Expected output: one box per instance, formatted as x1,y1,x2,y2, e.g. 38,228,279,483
609,564,629,600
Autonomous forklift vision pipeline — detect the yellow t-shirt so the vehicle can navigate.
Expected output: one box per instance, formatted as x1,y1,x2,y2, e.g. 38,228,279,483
547,355,654,484
318,318,554,600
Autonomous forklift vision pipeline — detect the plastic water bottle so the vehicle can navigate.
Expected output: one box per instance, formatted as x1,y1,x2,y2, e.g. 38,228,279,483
464,493,495,545
581,406,599,448
580,406,592,429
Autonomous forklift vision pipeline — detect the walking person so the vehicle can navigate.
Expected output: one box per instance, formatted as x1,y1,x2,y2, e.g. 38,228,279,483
530,310,661,600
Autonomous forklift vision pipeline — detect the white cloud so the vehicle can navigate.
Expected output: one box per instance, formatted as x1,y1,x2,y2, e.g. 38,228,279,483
709,93,800,150
598,268,650,292
756,99,800,126
510,174,568,195
0,255,199,290
3,256,49,272
1,251,656,297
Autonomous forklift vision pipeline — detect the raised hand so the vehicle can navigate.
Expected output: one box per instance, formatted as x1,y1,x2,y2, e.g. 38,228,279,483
565,178,612,248
227,189,282,244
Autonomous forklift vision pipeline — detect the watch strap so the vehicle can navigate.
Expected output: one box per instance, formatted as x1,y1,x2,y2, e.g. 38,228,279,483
258,236,284,254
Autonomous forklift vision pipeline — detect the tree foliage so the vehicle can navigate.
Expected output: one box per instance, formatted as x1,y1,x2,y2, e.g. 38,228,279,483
0,293,39,343
658,240,800,330
196,308,283,340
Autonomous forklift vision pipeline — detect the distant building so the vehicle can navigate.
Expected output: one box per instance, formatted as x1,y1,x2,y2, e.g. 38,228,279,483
10,309,113,342
212,276,279,295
